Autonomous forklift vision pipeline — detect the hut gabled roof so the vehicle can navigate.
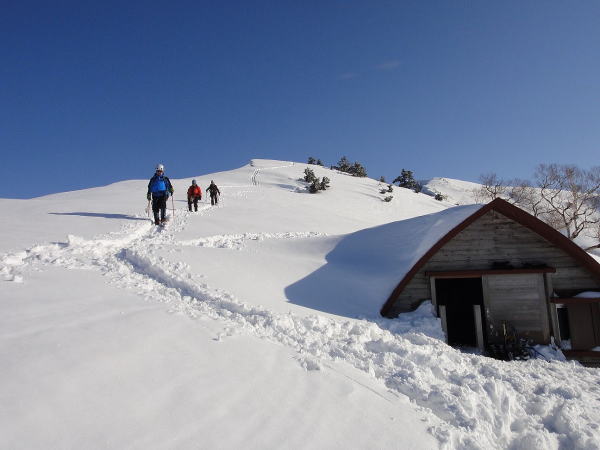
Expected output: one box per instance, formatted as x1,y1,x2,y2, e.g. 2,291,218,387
380,198,600,316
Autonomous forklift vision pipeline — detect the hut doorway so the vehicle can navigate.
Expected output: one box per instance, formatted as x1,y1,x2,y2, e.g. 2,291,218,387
435,278,485,348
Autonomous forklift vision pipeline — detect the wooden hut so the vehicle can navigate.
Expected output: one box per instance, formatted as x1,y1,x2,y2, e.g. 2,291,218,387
380,198,600,364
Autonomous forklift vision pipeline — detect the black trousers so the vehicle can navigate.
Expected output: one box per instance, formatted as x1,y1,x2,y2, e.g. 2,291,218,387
210,194,218,205
152,195,167,222
188,196,200,211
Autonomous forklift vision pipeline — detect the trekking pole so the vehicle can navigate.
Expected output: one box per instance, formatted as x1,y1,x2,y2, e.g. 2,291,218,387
145,199,151,218
171,195,175,217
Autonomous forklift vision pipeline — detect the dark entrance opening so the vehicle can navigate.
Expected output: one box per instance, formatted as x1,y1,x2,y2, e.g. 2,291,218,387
436,278,484,347
557,307,571,341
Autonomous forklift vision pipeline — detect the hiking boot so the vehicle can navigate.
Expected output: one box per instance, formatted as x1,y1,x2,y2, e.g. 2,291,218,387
154,219,160,225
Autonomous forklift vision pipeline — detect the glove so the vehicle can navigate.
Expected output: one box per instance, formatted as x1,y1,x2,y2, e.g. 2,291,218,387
169,187,174,194
147,193,151,201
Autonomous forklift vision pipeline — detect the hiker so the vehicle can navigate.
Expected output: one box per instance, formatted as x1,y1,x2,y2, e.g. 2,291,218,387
187,179,202,212
147,164,174,225
206,180,221,206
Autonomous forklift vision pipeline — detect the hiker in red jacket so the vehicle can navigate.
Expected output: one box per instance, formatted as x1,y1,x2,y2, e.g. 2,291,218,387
187,180,202,212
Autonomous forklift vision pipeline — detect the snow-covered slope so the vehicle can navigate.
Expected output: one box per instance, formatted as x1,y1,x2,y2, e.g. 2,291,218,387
421,177,482,205
1,160,599,450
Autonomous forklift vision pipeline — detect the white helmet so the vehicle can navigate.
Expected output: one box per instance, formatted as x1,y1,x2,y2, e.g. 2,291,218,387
156,164,164,172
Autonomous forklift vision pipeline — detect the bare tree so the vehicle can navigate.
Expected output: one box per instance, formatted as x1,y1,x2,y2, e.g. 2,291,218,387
534,164,600,240
584,224,600,251
507,178,546,217
474,172,507,203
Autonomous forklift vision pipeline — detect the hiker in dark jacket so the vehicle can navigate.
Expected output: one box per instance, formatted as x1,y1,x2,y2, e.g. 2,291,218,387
206,180,221,206
147,164,174,225
187,179,202,212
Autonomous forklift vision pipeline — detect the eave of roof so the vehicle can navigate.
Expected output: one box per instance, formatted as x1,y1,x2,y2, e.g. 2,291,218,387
380,198,600,317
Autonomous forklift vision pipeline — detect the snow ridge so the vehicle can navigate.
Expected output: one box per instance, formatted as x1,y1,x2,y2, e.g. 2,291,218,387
178,232,325,250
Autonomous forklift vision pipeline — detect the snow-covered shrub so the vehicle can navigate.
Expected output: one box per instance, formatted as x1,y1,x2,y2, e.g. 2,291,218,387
308,176,331,193
304,167,317,183
308,179,320,193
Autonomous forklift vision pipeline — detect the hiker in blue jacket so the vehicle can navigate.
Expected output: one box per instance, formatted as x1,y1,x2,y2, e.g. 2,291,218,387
147,164,174,225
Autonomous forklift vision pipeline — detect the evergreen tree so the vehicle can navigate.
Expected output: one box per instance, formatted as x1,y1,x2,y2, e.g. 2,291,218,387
309,179,320,193
333,156,366,177
304,168,317,183
336,156,351,172
348,161,367,177
316,159,324,166
307,176,331,193
307,157,316,165
393,169,418,189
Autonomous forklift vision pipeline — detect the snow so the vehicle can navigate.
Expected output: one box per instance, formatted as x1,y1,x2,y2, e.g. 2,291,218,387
2,159,600,449
421,177,483,205
574,291,600,298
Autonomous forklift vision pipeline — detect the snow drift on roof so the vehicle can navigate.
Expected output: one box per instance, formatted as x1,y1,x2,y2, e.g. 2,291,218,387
286,204,482,317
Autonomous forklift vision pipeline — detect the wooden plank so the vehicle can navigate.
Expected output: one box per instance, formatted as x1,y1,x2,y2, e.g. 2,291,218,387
425,268,555,278
474,305,485,351
552,266,600,275
431,251,572,262
439,305,448,339
481,275,494,342
563,350,600,357
429,277,438,310
545,275,561,346
568,304,597,349
549,303,562,346
482,273,550,343
549,297,600,304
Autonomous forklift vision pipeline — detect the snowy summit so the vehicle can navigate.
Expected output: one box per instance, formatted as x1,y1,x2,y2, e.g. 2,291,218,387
1,159,599,450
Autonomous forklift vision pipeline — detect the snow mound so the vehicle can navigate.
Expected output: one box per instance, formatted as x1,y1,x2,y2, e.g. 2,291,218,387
285,204,482,315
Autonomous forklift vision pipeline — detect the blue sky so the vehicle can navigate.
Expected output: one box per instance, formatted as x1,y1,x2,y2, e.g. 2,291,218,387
2,1,599,198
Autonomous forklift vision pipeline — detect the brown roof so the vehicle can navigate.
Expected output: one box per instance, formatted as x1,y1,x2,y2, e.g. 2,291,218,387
380,198,600,316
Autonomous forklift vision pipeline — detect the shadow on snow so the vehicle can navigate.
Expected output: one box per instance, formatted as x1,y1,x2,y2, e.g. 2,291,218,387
49,212,148,221
284,205,480,319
